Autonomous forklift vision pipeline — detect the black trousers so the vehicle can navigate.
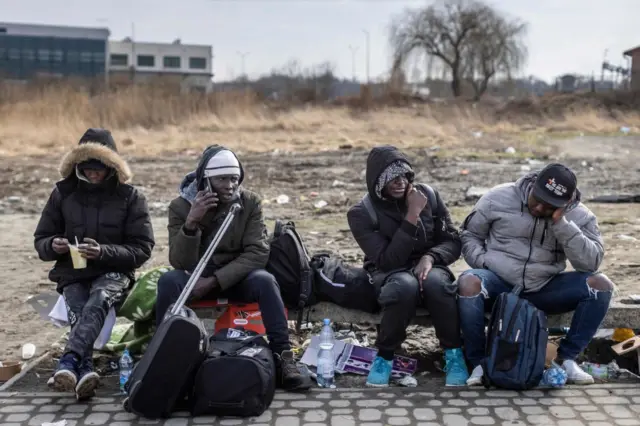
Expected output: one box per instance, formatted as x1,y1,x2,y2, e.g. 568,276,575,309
62,272,130,360
156,269,291,354
376,267,462,359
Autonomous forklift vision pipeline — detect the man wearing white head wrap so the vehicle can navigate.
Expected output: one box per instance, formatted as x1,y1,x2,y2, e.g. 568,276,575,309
156,145,311,392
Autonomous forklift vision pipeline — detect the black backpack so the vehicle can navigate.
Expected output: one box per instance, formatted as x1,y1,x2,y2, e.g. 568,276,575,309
362,183,445,232
190,328,276,417
265,220,315,330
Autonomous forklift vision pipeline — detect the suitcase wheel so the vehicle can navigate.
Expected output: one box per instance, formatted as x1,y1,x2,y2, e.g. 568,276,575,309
122,397,130,413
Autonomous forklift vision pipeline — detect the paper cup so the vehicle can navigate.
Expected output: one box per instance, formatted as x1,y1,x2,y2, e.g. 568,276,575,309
69,245,87,269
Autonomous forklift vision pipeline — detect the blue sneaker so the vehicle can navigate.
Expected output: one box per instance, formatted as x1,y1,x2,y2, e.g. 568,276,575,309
51,353,80,392
444,348,469,387
366,356,393,387
75,357,100,401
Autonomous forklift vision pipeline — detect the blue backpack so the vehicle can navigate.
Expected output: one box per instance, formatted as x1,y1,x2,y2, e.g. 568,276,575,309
481,286,548,390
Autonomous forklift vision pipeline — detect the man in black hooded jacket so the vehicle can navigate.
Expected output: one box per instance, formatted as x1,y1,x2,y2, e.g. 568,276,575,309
347,145,468,387
34,128,155,400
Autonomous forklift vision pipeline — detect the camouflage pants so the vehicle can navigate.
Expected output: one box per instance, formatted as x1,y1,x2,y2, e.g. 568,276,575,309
62,273,130,360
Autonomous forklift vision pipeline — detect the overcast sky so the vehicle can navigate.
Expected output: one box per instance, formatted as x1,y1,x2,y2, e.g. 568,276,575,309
1,0,637,83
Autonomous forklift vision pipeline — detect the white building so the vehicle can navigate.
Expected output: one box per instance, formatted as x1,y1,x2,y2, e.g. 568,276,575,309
108,38,213,93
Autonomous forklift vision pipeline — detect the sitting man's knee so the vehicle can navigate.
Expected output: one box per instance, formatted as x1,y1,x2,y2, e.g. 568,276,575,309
379,272,418,305
586,273,614,292
157,269,186,293
246,269,278,291
458,273,482,297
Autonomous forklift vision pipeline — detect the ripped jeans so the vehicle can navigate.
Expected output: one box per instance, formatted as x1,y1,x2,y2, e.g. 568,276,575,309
458,269,612,368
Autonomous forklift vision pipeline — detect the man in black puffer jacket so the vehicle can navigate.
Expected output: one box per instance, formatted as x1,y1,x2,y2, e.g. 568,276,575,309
347,145,467,387
34,128,155,400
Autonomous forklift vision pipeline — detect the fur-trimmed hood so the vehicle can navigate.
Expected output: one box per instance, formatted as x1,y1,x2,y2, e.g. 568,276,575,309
58,128,132,184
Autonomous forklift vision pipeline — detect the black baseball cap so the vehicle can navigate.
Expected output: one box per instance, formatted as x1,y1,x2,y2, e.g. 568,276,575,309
531,163,577,208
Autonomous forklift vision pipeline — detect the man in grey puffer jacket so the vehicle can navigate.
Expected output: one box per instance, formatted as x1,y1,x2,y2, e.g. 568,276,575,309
458,163,614,386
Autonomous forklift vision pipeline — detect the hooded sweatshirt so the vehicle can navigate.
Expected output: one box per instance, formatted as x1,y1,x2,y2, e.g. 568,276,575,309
33,128,155,292
460,171,604,292
167,145,269,290
347,145,462,273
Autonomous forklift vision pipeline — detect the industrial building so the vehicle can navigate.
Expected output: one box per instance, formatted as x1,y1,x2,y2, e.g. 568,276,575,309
0,22,109,80
108,38,213,93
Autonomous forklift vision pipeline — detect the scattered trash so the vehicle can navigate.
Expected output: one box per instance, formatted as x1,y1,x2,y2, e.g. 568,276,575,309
276,194,290,204
620,126,631,134
309,192,319,198
629,294,640,303
21,343,36,360
612,328,635,342
332,180,346,188
300,336,417,379
520,165,531,172
465,186,491,200
460,169,470,175
588,194,640,204
396,375,418,387
617,234,637,241
314,200,328,209
505,147,516,154
0,361,22,381
594,329,615,339
527,159,544,166
473,131,483,138
581,361,619,380
42,420,67,426
539,365,567,388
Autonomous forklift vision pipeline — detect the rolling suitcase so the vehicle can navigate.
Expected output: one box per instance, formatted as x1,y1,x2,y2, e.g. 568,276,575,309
123,203,242,419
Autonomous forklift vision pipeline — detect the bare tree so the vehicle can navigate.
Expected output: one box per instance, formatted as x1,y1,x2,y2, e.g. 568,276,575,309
389,0,527,98
462,8,527,99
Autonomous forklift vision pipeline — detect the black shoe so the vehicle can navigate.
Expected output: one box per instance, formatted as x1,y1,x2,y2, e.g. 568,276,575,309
275,350,312,392
75,357,100,401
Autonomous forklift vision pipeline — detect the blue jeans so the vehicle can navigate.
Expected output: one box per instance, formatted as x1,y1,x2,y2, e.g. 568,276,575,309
458,269,612,367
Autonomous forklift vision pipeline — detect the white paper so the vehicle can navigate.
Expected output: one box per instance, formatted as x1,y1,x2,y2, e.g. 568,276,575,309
48,295,116,350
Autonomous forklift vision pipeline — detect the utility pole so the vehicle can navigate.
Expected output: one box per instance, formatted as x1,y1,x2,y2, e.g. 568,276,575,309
237,51,249,79
131,22,136,83
362,29,370,83
348,45,358,82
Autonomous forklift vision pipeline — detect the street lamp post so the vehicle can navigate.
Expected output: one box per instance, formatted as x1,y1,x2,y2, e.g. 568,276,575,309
362,29,370,83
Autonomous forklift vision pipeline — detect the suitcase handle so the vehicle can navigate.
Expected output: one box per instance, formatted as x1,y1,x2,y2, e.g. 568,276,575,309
171,203,242,315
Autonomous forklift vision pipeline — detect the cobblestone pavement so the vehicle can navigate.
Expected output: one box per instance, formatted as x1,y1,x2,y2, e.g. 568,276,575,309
2,384,640,426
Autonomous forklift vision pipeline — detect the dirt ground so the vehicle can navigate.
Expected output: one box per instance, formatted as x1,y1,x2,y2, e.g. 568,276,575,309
1,135,639,363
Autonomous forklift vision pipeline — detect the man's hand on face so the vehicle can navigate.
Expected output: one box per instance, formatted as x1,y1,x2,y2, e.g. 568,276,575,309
190,276,218,301
186,190,219,230
552,207,566,224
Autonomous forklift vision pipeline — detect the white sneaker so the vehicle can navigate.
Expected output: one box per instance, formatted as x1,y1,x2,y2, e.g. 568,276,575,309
554,360,594,385
467,365,484,386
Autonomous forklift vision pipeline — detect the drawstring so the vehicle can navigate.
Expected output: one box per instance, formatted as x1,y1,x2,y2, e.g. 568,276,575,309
540,220,548,245
520,202,524,215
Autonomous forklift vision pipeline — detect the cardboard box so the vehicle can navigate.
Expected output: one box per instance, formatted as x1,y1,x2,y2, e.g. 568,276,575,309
0,361,22,382
546,341,559,368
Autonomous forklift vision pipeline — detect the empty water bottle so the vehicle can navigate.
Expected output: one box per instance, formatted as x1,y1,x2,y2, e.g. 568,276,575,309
119,349,134,394
539,365,567,388
316,318,335,388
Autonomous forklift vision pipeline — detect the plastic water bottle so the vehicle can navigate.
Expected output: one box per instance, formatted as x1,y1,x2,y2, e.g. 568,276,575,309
119,349,134,394
316,318,335,388
539,366,567,388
